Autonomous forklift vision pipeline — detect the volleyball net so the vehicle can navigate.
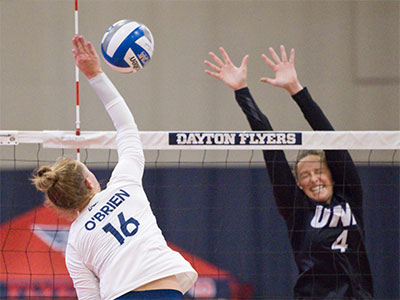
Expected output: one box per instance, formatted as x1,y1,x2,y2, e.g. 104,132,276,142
0,130,399,299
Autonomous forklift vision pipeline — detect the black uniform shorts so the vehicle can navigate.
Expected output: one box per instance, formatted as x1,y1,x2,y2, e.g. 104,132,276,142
115,289,184,300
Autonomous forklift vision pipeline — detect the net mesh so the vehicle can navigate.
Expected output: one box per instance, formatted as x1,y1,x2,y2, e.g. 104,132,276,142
0,130,399,299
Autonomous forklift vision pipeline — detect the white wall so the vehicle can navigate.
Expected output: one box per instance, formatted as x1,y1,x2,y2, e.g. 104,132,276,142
1,0,398,132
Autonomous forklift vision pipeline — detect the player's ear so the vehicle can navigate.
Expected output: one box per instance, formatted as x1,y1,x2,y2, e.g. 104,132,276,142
85,178,94,190
296,179,303,190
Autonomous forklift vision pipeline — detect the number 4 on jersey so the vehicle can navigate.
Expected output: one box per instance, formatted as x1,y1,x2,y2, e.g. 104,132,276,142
331,229,348,253
103,212,140,245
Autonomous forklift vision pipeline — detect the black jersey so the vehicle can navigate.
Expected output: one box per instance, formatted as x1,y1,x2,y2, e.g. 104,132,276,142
234,87,374,298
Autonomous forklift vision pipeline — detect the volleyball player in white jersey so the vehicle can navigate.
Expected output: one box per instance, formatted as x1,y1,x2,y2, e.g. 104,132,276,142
32,35,197,300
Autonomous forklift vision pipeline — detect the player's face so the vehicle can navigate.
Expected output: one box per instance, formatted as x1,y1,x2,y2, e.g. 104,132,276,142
296,154,334,204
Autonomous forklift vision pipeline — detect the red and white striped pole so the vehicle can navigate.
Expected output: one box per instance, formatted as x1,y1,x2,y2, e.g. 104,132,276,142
74,0,81,161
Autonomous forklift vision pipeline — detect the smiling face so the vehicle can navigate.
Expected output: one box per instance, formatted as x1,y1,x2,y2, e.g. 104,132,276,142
295,154,334,204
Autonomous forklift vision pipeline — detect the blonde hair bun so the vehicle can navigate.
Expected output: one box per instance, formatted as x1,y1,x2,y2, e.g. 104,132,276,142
34,166,58,191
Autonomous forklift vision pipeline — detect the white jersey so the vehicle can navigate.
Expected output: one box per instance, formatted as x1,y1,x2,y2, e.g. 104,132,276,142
65,73,197,300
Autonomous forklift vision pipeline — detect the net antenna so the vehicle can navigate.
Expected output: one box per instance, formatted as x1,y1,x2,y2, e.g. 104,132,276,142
74,0,81,161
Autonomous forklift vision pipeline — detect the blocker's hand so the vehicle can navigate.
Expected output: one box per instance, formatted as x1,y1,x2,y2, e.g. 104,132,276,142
260,45,303,95
72,35,103,79
204,47,248,91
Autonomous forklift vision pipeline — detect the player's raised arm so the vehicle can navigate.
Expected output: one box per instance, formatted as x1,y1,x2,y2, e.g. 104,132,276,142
204,47,299,219
73,35,144,186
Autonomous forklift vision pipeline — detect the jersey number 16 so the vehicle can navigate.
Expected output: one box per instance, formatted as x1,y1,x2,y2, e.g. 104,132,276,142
103,212,140,245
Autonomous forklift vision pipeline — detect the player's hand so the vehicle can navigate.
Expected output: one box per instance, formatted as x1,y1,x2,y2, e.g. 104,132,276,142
204,47,248,91
260,45,303,95
72,35,103,79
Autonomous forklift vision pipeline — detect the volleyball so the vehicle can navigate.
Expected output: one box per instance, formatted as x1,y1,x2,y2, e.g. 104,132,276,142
101,19,154,73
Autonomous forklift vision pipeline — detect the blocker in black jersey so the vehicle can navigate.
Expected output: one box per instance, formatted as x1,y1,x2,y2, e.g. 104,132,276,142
204,46,373,298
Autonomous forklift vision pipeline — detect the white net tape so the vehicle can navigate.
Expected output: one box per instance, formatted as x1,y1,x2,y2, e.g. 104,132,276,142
1,130,399,150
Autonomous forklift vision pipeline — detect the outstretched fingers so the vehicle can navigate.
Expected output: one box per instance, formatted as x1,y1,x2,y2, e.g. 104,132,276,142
204,68,221,80
240,54,249,69
219,47,232,65
269,47,281,64
208,51,225,67
261,53,275,69
204,60,222,79
204,47,248,91
289,48,295,63
204,58,220,73
280,45,288,62
204,48,232,79
260,45,301,93
262,46,295,66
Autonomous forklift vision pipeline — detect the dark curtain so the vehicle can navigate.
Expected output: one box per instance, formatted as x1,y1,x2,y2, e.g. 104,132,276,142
1,165,398,299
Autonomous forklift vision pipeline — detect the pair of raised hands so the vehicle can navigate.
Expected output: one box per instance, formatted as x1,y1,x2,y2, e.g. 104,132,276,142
204,45,303,95
73,34,303,95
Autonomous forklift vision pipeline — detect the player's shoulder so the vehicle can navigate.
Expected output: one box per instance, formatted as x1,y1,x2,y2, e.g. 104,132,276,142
107,174,143,189
105,179,143,196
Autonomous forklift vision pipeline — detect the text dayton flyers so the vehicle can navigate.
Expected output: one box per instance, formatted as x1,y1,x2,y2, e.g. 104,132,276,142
170,132,301,146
